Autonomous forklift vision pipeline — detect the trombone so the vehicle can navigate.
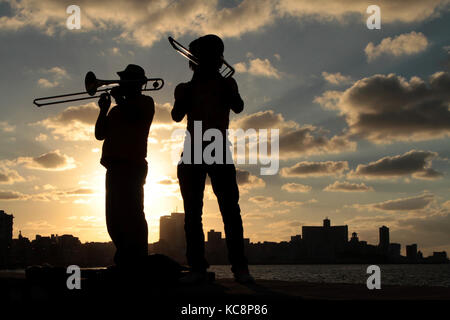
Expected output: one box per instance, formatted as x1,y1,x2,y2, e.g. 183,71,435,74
168,36,235,78
33,71,164,107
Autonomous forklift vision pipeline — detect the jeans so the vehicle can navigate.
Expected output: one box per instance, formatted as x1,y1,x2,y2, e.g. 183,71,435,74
105,163,148,267
177,163,248,273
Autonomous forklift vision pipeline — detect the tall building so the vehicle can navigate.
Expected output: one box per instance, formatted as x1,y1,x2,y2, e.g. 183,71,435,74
207,229,222,244
0,210,13,267
379,226,390,253
302,218,348,260
388,243,401,257
159,212,185,249
406,244,418,261
205,229,227,264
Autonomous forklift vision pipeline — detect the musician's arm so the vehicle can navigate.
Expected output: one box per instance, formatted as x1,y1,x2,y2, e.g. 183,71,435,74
172,83,190,122
226,78,244,114
144,95,155,126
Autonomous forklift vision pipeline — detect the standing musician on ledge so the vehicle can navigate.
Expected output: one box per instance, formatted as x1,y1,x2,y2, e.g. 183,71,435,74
95,64,155,268
172,35,254,284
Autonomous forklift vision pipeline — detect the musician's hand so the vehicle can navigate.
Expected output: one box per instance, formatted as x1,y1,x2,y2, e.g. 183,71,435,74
110,86,125,105
98,93,111,112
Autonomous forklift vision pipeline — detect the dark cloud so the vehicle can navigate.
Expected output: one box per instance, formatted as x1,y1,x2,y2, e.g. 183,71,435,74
64,188,96,195
18,150,76,171
279,126,354,158
232,110,295,130
373,194,435,211
315,72,450,143
205,168,265,189
0,190,27,200
281,183,312,193
281,161,348,177
34,152,66,168
355,194,436,212
45,104,98,125
35,103,98,141
349,150,443,180
231,110,355,158
324,181,373,192
235,168,265,187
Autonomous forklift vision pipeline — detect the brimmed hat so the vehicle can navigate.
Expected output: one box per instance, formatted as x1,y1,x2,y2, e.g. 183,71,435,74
117,64,147,81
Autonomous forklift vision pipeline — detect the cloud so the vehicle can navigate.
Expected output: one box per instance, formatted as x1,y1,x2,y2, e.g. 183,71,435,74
35,103,98,141
21,220,56,231
281,161,349,177
365,32,429,62
0,0,277,47
0,190,28,200
37,66,69,88
348,150,443,180
64,188,96,196
322,72,352,85
232,110,296,130
0,168,25,185
153,103,177,126
277,0,449,24
17,150,76,171
37,78,58,88
231,110,356,158
0,121,16,132
35,133,48,141
401,209,450,236
315,71,450,143
205,168,265,193
235,168,266,189
356,194,436,212
248,195,313,208
248,196,276,207
34,186,99,202
323,181,373,192
157,177,178,185
3,1,446,47
0,184,99,202
345,199,450,254
281,183,312,193
234,57,282,79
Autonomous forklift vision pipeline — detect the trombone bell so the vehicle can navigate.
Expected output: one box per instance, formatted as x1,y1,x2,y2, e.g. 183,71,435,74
85,71,98,96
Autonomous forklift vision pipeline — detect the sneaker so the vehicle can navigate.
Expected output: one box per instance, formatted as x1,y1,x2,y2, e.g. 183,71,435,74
233,270,255,284
179,271,207,285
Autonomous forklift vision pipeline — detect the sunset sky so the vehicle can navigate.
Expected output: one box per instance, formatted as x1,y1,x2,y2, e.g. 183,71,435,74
0,0,449,255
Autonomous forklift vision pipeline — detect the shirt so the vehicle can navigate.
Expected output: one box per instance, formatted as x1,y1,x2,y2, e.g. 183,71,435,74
172,71,244,164
101,94,154,168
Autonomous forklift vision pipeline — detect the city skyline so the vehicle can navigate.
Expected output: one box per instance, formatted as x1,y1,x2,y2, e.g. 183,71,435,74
0,1,449,256
2,209,444,259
